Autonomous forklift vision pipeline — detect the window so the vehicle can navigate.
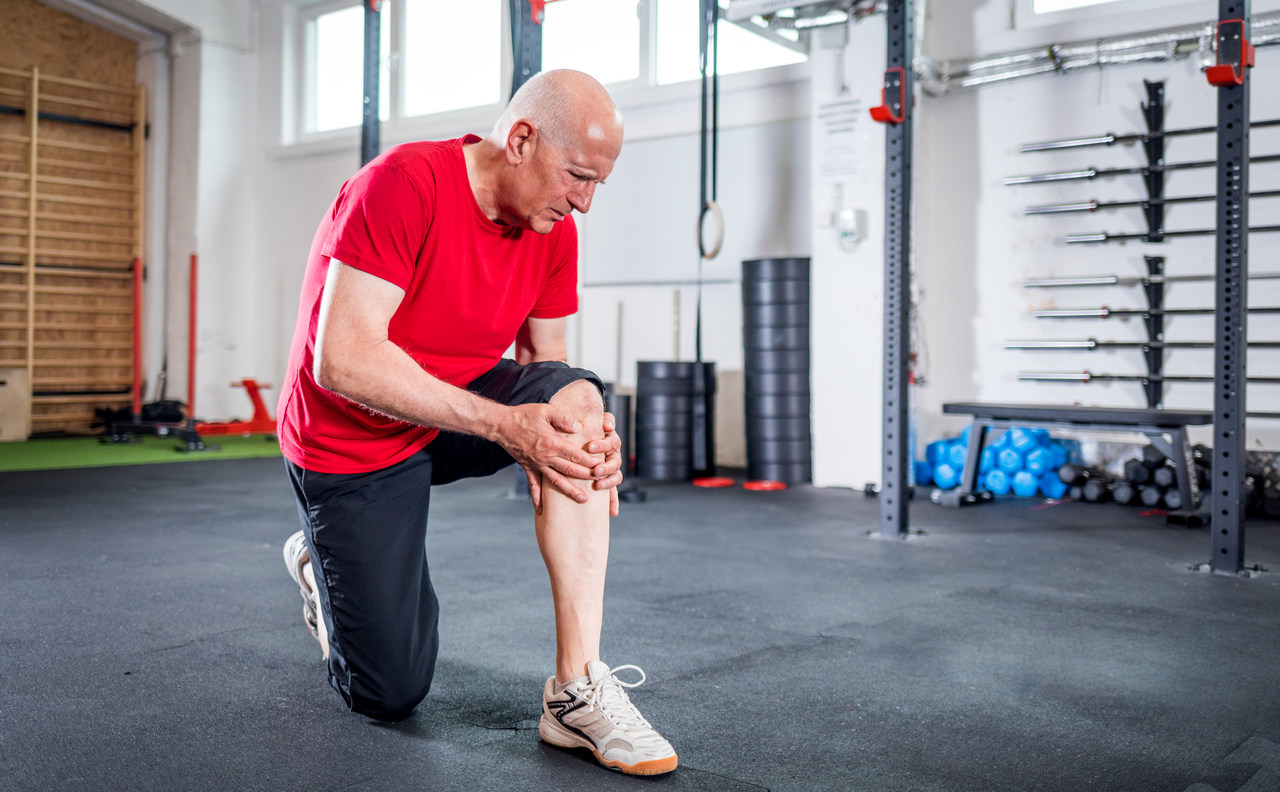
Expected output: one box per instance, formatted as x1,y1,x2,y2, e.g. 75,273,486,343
655,0,806,86
402,0,502,117
542,0,641,86
289,0,807,144
303,2,390,133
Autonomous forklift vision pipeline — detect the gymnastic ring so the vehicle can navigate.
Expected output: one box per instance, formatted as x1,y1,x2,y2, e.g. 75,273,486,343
698,200,724,260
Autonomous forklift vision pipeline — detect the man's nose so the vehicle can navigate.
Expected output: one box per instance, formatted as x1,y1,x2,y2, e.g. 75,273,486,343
568,181,596,214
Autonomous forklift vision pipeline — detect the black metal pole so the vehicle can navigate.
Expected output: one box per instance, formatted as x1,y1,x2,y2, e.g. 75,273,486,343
1211,0,1251,574
509,0,544,97
0,104,134,133
360,0,382,167
881,0,913,537
1143,256,1164,408
1142,82,1165,244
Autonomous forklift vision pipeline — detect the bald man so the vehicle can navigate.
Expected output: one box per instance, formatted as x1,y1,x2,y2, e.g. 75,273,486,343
277,70,677,776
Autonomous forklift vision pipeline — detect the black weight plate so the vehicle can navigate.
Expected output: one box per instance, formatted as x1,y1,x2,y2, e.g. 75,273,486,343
636,360,699,380
746,394,810,417
745,326,809,350
635,410,693,431
743,258,810,281
745,371,811,395
634,461,692,481
748,438,812,461
635,393,693,412
635,444,693,464
744,349,811,372
635,428,694,448
742,278,809,305
743,302,810,328
747,460,811,484
635,377,692,395
746,417,811,440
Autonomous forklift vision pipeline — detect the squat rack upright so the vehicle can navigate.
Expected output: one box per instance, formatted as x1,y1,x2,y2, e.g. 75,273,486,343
1209,0,1254,573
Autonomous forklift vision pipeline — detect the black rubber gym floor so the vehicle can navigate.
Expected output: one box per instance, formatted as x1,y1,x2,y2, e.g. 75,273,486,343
2,458,1278,792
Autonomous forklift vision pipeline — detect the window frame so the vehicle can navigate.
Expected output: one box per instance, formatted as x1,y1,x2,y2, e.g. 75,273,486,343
1013,0,1226,32
295,0,386,139
280,0,810,155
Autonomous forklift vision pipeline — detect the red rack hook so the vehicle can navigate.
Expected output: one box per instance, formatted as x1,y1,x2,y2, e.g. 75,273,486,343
1206,19,1255,87
869,68,907,125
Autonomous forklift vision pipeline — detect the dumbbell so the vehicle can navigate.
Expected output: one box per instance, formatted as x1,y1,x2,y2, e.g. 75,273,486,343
1124,458,1154,486
1152,465,1176,489
1163,488,1183,511
1082,476,1112,503
1139,485,1164,508
1112,481,1137,506
1058,463,1106,486
1262,490,1280,519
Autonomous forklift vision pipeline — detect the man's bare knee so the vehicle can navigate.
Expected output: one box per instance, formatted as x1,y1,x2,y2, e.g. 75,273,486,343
549,380,604,443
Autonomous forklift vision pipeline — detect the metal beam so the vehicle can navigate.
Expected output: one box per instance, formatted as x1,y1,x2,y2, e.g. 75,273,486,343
509,0,544,97
880,0,913,538
360,0,382,167
1210,0,1253,574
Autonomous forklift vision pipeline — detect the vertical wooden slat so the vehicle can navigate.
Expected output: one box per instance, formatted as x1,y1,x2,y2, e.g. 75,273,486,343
133,83,145,260
25,68,38,414
132,83,146,413
131,256,142,419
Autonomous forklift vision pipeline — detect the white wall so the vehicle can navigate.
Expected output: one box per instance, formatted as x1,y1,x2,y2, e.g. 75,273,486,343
808,19,888,489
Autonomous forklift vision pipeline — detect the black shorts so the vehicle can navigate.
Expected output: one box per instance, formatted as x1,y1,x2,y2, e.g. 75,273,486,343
285,359,603,719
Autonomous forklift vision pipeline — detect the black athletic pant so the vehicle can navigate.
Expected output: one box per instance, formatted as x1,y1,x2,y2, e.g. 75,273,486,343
285,359,604,720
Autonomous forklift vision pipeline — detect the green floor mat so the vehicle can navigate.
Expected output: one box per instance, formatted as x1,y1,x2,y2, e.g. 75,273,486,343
0,433,282,473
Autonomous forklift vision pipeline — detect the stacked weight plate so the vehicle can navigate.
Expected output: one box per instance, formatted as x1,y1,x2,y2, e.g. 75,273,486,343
634,361,717,481
743,258,812,484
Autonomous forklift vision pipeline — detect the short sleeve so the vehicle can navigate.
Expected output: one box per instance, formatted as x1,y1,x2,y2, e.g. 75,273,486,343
321,162,429,292
529,217,579,319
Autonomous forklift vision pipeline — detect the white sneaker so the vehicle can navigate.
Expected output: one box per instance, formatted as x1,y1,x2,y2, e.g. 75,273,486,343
282,530,320,645
539,661,678,776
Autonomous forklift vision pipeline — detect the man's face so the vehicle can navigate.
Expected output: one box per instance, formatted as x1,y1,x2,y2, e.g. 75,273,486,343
514,124,621,234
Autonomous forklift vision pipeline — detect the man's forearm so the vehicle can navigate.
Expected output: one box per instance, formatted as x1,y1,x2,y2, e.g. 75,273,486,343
317,336,507,441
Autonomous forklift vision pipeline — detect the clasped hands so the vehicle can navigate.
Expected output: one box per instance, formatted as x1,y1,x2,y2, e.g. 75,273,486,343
496,403,623,517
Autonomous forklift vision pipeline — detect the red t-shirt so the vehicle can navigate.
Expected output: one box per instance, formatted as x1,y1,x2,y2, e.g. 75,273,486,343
277,136,579,474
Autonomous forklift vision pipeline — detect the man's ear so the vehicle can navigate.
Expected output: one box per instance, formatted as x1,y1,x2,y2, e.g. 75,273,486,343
506,120,536,165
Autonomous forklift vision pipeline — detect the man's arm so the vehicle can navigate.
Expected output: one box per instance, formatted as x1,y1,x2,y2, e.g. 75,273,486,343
514,316,568,365
314,260,604,501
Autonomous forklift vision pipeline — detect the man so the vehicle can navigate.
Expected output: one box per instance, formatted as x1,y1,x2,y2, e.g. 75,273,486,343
276,69,677,776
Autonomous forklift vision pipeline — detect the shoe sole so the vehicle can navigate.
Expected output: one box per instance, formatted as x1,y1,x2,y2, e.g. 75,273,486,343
538,713,678,776
283,533,320,641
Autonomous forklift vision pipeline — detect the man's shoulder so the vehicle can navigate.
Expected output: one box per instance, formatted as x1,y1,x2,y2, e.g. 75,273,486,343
378,136,477,171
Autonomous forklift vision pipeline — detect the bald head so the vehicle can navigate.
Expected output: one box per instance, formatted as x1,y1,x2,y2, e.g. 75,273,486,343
492,69,623,151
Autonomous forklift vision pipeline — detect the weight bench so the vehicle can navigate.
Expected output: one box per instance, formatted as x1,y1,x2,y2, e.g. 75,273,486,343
937,402,1212,512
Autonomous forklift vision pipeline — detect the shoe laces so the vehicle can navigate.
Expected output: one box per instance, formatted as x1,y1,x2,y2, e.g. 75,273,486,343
580,664,655,733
